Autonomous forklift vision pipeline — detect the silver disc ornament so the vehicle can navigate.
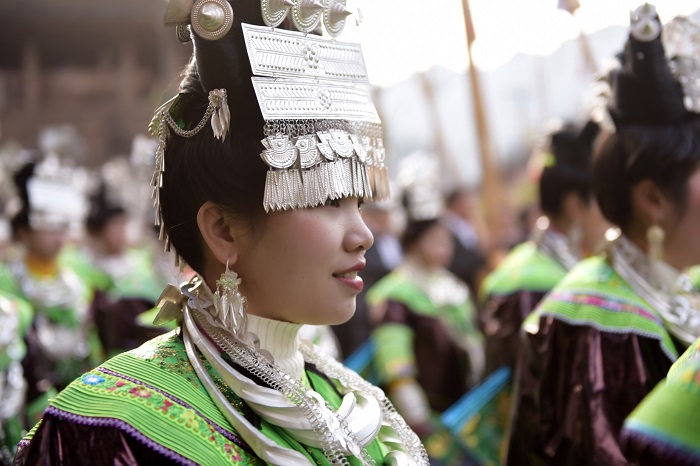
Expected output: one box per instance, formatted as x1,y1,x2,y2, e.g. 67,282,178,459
262,0,294,28
292,0,324,33
322,0,351,38
191,0,234,41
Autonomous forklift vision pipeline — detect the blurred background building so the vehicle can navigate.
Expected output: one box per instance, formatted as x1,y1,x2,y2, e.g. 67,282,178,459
0,0,189,165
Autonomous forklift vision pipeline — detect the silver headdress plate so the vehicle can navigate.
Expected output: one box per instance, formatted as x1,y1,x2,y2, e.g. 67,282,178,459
150,0,389,256
242,22,388,212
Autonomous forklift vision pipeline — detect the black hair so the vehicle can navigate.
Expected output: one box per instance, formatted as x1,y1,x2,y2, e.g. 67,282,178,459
400,219,442,253
10,162,35,236
539,120,599,218
445,187,472,209
592,119,700,230
158,1,271,274
86,182,127,236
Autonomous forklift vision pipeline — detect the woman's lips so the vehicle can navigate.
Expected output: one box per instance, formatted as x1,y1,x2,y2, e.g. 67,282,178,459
333,272,364,291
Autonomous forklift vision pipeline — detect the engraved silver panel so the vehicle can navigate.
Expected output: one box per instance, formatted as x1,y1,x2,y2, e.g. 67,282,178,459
251,77,380,123
242,23,368,82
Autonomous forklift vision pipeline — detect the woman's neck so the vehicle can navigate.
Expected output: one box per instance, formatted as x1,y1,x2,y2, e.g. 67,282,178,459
245,313,305,380
24,252,59,277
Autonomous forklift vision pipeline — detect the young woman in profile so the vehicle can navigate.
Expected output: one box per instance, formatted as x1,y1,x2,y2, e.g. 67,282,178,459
13,0,428,464
507,7,700,466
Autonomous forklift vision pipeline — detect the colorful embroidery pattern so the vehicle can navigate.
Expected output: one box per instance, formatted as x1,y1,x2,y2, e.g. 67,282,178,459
481,242,566,299
45,406,198,466
41,333,264,465
547,291,663,325
133,337,202,389
86,367,248,450
528,256,679,361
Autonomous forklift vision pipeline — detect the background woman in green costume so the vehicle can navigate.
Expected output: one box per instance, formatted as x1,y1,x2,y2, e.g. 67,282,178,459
0,293,32,466
13,1,429,465
480,119,604,376
0,160,100,424
63,179,171,357
507,6,700,465
368,152,483,463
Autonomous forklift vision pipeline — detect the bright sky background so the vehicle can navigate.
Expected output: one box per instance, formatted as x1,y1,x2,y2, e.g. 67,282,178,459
341,0,700,87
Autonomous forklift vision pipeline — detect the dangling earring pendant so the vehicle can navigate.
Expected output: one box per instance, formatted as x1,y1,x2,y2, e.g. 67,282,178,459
214,259,248,338
646,224,665,263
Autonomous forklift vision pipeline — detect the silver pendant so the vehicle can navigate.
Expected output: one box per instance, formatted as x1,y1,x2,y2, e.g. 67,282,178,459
327,129,354,158
296,135,323,168
261,134,298,168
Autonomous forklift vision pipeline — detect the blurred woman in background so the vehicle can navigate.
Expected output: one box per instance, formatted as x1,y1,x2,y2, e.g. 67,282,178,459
507,7,700,465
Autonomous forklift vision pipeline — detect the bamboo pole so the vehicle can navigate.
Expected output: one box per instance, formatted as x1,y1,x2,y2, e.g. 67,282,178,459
561,0,598,74
460,0,504,236
418,72,461,187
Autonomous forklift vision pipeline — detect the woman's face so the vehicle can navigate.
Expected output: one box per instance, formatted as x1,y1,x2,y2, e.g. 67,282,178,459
234,197,373,325
411,223,454,269
663,168,700,270
101,215,128,256
24,228,68,260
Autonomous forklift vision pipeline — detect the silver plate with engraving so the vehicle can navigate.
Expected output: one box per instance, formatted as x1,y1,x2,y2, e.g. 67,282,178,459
251,77,380,122
242,23,369,82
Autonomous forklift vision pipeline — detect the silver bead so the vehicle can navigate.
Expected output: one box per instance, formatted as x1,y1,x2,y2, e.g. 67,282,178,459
175,24,192,43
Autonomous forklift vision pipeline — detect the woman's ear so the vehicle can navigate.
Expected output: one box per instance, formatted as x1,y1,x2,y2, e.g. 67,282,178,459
196,201,239,266
630,179,672,227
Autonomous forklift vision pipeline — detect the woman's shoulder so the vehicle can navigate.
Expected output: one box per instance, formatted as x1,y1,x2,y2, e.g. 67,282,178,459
622,352,700,465
480,241,567,299
25,331,262,466
365,270,428,310
526,256,678,360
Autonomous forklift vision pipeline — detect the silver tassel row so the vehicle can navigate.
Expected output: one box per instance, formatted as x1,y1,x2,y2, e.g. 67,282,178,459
263,159,388,212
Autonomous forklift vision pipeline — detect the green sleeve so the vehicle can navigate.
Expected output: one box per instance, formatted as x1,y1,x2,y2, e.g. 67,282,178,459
371,323,416,384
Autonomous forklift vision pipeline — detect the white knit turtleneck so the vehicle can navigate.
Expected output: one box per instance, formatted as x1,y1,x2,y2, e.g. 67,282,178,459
245,314,306,380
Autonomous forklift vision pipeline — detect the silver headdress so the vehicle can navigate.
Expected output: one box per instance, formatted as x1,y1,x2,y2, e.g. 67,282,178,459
149,0,389,257
396,151,444,222
601,4,700,126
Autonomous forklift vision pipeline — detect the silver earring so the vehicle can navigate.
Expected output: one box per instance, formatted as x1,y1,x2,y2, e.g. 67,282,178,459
646,224,665,263
213,258,248,339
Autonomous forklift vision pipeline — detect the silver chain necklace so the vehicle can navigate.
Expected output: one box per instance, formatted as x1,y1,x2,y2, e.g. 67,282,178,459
181,283,428,466
531,220,580,271
608,236,700,347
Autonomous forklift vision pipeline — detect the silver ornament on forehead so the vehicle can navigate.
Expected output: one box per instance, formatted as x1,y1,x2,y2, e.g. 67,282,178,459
295,135,323,168
291,0,324,33
349,134,367,163
261,0,294,27
261,134,298,169
373,138,386,164
328,129,354,158
322,0,352,38
316,132,337,161
191,0,234,41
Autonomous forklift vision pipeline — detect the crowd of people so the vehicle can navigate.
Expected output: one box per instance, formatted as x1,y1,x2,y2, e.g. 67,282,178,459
1,1,700,465
0,131,176,464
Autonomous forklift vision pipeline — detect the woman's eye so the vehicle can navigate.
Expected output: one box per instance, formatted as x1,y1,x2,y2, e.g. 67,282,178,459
357,198,365,210
324,198,341,207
